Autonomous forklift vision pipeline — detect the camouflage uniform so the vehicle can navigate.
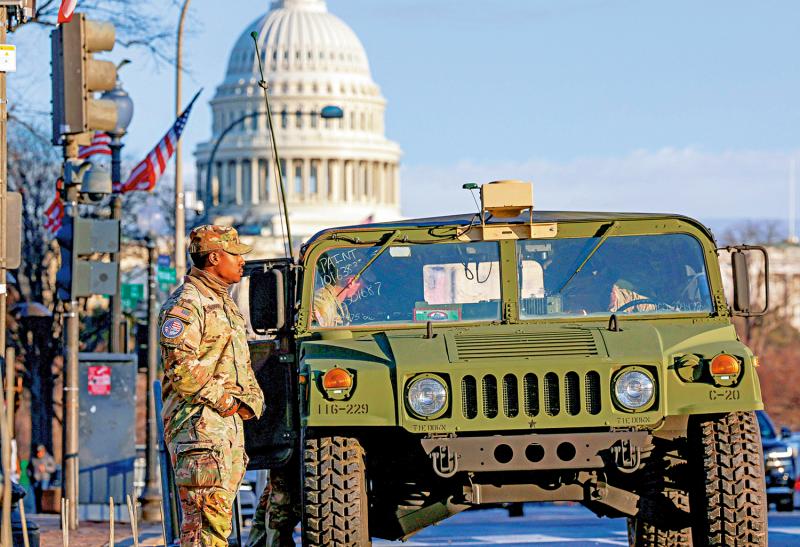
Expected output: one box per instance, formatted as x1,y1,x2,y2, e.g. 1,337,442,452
246,462,301,547
160,225,265,547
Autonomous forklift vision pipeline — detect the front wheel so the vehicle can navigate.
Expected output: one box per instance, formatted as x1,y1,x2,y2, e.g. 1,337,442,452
302,436,370,547
688,411,768,546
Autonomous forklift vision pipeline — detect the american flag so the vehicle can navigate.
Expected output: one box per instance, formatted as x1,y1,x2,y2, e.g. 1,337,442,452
121,91,201,194
58,0,78,24
78,132,112,160
44,179,65,235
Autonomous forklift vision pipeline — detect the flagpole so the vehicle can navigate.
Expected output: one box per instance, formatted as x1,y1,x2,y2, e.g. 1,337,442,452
174,0,192,278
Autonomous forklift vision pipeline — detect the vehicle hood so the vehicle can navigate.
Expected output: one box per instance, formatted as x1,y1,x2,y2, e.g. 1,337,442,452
302,320,743,370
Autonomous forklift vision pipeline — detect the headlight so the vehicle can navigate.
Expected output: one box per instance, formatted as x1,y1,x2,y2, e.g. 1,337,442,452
613,369,655,411
406,376,448,418
768,448,793,460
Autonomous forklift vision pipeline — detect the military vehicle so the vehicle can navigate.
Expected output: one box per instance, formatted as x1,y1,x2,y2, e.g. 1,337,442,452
243,180,770,546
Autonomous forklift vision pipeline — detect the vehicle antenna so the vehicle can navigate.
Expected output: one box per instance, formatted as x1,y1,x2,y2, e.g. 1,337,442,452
251,31,293,258
462,183,481,214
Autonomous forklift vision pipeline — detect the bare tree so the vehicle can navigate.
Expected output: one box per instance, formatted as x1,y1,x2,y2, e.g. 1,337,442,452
3,1,183,457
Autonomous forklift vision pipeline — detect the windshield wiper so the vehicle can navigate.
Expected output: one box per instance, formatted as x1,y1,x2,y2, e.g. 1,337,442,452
337,230,400,298
555,221,620,294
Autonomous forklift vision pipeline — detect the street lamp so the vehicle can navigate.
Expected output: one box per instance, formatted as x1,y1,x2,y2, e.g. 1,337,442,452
202,105,345,221
135,199,165,522
100,69,134,354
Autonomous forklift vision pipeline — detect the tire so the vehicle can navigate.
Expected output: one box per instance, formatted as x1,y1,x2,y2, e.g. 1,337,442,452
302,436,370,546
776,495,794,512
688,411,768,546
627,446,692,546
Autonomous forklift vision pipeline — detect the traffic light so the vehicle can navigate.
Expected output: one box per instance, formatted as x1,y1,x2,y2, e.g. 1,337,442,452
51,13,118,142
55,214,120,301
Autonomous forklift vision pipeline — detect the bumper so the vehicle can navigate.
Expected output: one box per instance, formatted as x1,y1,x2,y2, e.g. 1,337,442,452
420,431,651,478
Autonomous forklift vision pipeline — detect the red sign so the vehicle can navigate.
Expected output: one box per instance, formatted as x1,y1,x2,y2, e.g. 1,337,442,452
87,366,111,396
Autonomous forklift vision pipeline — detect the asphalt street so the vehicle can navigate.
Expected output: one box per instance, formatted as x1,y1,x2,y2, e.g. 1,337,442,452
260,503,800,546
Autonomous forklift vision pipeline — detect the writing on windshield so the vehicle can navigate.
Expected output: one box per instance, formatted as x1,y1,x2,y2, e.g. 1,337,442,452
311,241,501,328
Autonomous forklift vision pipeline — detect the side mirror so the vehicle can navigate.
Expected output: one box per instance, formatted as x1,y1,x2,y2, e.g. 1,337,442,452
724,245,769,317
249,268,286,334
731,251,751,313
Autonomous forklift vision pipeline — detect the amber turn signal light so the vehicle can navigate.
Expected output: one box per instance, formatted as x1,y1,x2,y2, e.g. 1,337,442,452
322,368,353,390
710,354,740,376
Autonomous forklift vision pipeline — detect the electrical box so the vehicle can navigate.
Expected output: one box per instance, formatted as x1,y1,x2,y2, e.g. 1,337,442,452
78,353,137,522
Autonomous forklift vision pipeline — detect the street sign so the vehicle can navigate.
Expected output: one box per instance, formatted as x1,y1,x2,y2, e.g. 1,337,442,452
157,255,171,268
121,283,144,310
0,44,16,72
157,267,176,285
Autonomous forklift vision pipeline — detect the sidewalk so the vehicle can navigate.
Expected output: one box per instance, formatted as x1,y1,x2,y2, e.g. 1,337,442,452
35,514,165,547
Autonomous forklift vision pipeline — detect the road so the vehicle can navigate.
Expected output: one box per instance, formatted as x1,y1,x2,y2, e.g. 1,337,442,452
259,504,800,546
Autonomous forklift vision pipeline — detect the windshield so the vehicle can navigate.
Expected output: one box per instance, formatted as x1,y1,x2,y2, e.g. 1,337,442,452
517,233,713,318
311,241,501,328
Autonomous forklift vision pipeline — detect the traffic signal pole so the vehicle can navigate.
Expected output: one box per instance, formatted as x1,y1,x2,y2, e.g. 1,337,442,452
61,136,80,531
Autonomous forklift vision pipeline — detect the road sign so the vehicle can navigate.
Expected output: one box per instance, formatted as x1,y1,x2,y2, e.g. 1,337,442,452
121,283,144,310
157,255,171,268
157,267,176,285
0,44,16,72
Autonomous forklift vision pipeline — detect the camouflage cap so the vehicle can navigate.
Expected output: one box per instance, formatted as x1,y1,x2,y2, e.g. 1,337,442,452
188,225,253,255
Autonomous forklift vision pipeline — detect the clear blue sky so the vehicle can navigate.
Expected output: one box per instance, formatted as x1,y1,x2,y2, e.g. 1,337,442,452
9,0,800,230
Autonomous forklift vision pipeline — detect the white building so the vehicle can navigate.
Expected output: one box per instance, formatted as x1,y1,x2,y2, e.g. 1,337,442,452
195,0,402,258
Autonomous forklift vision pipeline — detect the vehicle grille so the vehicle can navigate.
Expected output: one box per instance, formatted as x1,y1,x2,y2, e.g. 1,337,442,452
461,371,603,420
451,330,598,361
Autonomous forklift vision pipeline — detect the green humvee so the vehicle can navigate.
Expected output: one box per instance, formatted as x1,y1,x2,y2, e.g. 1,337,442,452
244,180,770,547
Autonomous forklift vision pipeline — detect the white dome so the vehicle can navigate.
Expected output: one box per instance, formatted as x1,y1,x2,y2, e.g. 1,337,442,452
195,0,402,259
224,0,370,85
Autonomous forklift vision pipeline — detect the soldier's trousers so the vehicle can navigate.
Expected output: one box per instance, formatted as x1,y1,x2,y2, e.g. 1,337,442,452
168,409,248,547
247,457,301,547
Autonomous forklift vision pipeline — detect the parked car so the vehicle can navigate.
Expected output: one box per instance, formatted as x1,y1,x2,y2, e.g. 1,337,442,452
757,410,796,511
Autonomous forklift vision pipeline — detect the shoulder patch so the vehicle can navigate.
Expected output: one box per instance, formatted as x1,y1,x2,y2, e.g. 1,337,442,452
162,317,185,339
167,305,194,322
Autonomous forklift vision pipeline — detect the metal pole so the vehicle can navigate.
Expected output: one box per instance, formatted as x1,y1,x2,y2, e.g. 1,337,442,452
140,238,161,521
0,17,8,540
109,140,122,352
1,347,13,547
174,0,192,279
62,138,80,531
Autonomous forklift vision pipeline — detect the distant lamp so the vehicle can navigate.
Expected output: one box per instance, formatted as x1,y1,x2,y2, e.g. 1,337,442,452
100,64,134,136
320,105,344,119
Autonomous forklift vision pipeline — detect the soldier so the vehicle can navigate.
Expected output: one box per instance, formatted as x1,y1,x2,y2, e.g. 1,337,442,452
160,225,265,547
246,461,301,547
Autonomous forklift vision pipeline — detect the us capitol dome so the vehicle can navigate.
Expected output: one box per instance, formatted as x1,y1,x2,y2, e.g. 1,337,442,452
194,0,402,257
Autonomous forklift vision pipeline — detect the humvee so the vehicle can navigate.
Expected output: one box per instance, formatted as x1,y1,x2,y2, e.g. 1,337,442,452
243,180,769,546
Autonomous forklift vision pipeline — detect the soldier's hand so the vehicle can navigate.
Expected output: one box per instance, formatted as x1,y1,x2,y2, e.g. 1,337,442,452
217,392,241,417
237,405,256,420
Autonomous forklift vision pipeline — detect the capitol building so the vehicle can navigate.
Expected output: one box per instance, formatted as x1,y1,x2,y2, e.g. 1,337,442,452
195,0,402,257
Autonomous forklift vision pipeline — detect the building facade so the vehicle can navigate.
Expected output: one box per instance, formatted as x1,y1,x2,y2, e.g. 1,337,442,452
195,0,402,257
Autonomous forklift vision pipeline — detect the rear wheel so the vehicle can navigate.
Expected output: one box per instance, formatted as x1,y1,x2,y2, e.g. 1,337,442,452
688,411,767,546
302,436,370,547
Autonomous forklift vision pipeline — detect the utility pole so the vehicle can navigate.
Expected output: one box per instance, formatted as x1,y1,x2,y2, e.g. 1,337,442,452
174,0,192,279
140,238,161,520
0,6,10,544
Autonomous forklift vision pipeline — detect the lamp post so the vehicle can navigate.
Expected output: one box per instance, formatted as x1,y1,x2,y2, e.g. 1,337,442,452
101,72,134,353
175,0,192,279
136,203,166,522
